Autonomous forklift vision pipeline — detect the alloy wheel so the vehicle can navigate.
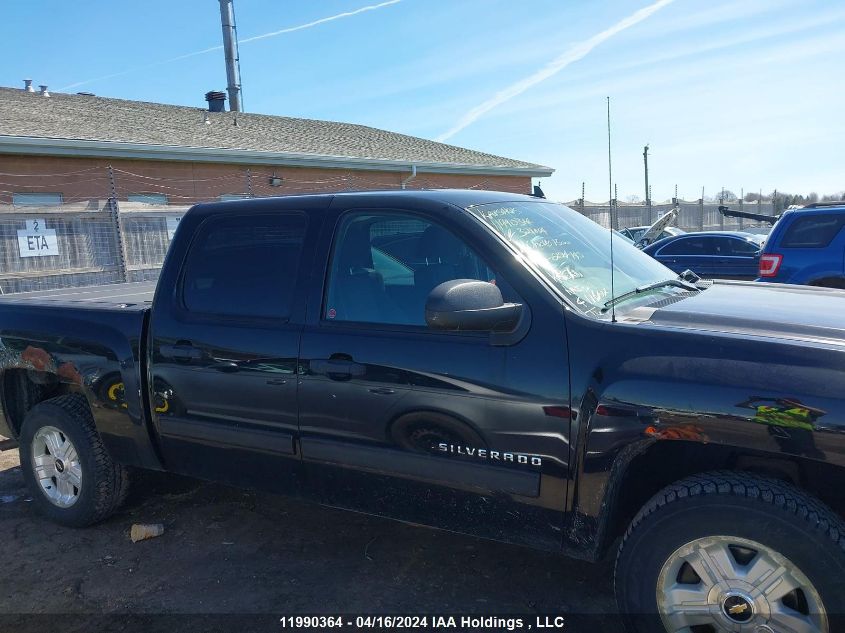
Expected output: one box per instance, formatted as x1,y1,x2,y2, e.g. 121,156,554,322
31,425,82,508
657,535,827,633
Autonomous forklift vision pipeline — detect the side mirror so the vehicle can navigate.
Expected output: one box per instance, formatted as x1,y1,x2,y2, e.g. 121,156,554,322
425,280,522,332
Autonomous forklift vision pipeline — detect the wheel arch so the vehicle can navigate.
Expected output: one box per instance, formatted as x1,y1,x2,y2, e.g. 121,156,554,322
0,361,163,471
592,440,845,560
808,276,845,289
1,367,77,440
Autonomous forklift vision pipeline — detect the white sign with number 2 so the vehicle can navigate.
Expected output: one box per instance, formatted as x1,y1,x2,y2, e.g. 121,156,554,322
17,219,59,258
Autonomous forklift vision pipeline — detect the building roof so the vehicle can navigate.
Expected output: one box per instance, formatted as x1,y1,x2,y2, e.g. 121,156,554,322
0,87,552,177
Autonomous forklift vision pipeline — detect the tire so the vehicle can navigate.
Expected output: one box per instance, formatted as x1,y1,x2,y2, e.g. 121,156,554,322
19,393,129,527
615,471,845,633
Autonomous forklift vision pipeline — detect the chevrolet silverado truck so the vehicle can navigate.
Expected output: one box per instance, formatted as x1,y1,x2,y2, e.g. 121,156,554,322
2,190,844,632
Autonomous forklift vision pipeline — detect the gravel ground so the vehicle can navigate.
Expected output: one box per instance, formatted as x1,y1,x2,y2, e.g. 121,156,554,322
0,449,620,633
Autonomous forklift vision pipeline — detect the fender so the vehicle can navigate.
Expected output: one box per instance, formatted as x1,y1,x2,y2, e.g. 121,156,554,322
791,264,845,285
0,302,163,470
562,311,845,561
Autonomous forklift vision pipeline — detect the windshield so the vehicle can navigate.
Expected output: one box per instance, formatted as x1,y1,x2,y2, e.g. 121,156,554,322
469,200,675,317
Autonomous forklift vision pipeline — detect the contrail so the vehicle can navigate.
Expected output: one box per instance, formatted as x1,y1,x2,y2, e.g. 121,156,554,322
435,0,675,142
239,0,401,44
58,0,402,92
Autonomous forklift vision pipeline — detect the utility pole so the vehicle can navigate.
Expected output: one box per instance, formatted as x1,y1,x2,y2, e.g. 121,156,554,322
219,0,243,112
643,145,654,224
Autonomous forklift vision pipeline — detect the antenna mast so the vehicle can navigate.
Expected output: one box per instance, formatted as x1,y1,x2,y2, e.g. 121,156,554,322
607,96,616,323
219,0,243,112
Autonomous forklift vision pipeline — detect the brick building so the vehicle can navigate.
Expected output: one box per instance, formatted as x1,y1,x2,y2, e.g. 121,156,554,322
0,86,550,201
0,85,552,293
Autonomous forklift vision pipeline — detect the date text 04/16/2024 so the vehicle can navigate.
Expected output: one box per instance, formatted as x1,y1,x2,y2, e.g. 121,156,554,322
278,616,567,630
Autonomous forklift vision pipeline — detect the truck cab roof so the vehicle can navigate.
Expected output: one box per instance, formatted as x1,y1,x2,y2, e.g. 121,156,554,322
188,189,546,217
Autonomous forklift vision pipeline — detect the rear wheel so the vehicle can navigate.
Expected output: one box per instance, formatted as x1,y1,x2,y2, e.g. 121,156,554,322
19,394,129,527
615,471,845,633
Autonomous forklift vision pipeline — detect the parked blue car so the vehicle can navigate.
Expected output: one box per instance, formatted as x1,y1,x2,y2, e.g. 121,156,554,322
642,231,765,280
757,203,845,288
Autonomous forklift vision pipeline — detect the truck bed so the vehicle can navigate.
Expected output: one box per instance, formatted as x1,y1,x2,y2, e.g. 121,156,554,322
0,281,156,310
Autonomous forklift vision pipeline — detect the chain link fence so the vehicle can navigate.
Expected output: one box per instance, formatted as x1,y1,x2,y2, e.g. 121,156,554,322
0,163,781,294
571,199,777,234
0,200,186,294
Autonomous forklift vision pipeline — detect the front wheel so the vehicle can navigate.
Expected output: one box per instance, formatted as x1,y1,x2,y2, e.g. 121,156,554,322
615,471,845,633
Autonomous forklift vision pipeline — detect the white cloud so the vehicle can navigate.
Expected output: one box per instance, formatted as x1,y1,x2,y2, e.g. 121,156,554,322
435,0,676,142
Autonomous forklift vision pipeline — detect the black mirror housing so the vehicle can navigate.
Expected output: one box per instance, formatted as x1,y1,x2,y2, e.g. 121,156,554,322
425,280,522,332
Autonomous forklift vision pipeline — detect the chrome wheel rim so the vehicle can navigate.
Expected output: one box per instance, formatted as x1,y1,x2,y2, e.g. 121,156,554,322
31,426,82,508
657,535,827,633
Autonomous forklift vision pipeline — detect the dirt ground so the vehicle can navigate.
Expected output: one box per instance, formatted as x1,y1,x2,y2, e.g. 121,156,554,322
0,449,620,633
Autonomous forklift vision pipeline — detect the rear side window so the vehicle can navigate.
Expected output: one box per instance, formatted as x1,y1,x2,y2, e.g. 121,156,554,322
182,213,306,319
659,236,712,256
708,237,739,255
781,215,845,248
722,237,760,255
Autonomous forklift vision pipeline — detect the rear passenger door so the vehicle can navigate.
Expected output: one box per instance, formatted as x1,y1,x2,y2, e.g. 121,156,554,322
720,236,761,279
149,206,320,492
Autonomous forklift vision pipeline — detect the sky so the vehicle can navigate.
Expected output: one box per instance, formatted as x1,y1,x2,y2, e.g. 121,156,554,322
2,0,844,202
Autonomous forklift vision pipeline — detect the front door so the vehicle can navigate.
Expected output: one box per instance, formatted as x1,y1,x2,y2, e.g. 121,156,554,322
149,207,318,493
298,201,571,550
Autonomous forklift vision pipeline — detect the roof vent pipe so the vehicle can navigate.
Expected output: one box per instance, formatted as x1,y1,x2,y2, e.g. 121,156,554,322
39,85,49,97
205,90,227,112
23,79,34,92
400,165,417,190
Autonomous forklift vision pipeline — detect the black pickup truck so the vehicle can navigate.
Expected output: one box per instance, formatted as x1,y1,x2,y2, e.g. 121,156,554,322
2,190,844,632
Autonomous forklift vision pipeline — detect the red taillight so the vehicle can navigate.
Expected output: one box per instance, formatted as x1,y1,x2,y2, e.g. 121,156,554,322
759,253,783,278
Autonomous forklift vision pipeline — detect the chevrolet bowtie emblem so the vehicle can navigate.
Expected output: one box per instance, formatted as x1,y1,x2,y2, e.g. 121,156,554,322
728,603,749,615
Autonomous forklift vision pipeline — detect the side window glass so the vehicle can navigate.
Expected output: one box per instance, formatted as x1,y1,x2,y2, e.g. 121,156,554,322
782,215,845,248
709,237,736,255
324,212,508,326
182,213,306,319
729,238,760,255
661,237,705,256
